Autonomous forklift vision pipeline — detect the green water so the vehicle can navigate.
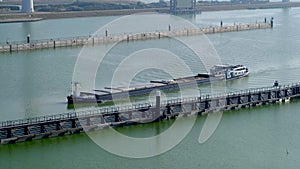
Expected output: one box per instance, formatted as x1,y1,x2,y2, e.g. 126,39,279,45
1,7,300,168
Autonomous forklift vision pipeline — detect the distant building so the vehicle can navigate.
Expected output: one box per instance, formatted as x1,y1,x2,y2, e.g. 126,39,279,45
21,0,34,13
230,0,269,3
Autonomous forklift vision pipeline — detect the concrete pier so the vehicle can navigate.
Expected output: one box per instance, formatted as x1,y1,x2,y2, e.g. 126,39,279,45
0,22,271,53
1,82,300,144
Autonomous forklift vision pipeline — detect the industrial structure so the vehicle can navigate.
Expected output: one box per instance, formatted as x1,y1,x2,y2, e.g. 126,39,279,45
21,0,34,13
230,0,270,3
170,0,197,14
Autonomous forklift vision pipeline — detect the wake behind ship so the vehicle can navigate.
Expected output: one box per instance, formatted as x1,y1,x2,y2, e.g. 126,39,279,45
67,64,249,104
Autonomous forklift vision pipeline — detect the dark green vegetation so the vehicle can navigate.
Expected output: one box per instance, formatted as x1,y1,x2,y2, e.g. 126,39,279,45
35,1,167,12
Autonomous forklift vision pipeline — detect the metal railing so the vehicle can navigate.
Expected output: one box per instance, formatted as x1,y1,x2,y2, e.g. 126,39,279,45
2,82,298,128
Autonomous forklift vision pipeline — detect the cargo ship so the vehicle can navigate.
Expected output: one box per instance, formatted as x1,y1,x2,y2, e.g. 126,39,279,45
67,64,249,104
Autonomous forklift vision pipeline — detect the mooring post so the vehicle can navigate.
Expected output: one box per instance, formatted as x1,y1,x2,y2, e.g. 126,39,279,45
27,34,30,43
270,17,274,28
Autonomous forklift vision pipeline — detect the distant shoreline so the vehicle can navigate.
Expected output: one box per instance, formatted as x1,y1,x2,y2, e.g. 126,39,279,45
0,2,300,23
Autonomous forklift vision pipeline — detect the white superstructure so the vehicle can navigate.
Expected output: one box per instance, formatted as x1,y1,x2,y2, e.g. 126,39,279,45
210,64,249,79
21,0,34,13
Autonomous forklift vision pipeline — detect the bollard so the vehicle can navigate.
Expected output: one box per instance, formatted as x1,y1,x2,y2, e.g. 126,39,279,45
270,17,274,28
27,34,30,43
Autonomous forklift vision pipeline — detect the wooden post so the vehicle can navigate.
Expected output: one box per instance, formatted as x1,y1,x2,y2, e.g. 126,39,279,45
56,122,61,130
128,112,132,120
40,124,45,133
71,119,76,128
258,93,262,101
24,126,29,135
226,97,231,106
204,100,210,109
248,93,251,103
86,118,91,126
114,114,119,122
237,96,241,104
7,128,12,138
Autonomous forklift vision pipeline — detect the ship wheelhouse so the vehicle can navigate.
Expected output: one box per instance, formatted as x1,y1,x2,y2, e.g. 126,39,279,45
210,64,249,79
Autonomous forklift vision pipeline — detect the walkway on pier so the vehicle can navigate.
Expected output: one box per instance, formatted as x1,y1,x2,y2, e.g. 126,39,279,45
0,22,271,53
1,82,299,144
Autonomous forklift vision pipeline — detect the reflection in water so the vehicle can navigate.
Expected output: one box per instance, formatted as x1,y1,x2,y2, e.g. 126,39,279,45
21,22,34,43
